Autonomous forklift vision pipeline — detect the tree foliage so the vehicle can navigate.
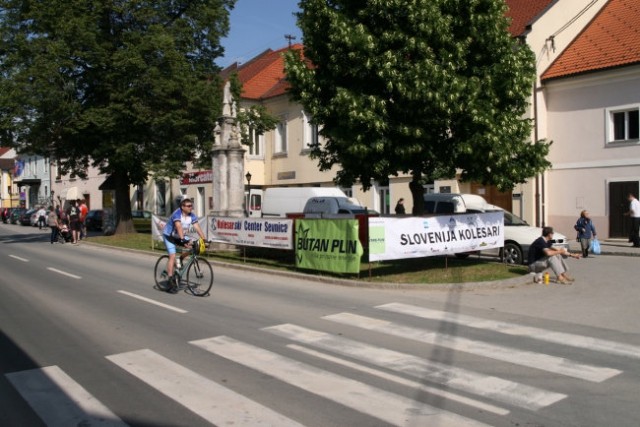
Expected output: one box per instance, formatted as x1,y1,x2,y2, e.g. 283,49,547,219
0,0,235,231
285,0,551,213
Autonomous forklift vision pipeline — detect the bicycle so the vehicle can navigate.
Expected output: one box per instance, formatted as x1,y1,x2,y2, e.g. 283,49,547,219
153,240,213,297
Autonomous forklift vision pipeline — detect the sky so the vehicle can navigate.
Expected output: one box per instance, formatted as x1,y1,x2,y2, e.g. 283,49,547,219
217,0,303,68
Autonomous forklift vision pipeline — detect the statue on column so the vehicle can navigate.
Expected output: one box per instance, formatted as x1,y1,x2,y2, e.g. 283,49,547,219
211,80,245,217
222,81,237,119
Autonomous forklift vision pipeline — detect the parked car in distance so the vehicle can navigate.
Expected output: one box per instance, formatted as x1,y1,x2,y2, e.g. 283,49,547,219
489,207,569,265
1,207,13,223
29,209,40,226
10,208,26,224
132,210,152,233
85,209,103,231
19,208,36,226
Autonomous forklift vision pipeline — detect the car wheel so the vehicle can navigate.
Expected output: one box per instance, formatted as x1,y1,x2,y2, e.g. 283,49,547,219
502,242,523,265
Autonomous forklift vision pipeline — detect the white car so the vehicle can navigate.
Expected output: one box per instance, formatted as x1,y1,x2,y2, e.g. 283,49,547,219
496,208,570,265
425,193,570,264
457,209,570,264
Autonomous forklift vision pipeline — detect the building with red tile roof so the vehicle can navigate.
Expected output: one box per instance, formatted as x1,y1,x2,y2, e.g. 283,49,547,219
505,0,556,36
222,44,302,100
542,0,640,81
540,0,640,238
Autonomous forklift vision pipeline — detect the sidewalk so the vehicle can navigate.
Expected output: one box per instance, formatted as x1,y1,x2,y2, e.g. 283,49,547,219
568,238,640,257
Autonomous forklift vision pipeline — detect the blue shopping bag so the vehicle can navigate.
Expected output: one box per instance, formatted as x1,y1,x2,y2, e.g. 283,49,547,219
590,238,601,255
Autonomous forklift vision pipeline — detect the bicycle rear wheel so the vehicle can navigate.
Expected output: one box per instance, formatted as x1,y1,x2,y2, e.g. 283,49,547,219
153,255,171,291
186,257,213,296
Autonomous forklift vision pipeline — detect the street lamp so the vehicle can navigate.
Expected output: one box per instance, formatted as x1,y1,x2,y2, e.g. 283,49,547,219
245,172,252,215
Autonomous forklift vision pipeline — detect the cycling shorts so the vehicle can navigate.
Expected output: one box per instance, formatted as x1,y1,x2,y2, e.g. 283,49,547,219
163,234,189,255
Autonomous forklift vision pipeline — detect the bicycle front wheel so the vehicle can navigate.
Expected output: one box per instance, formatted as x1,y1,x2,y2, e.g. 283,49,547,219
186,257,213,296
153,255,171,291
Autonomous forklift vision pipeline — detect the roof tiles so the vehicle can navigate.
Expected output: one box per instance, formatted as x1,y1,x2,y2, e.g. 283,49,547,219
542,0,640,81
505,0,556,36
222,44,302,100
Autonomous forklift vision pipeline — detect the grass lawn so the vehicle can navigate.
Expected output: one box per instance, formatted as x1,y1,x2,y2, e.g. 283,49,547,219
88,233,528,285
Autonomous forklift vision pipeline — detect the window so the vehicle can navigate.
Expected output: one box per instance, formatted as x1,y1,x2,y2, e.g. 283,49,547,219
247,127,264,157
197,187,205,217
378,186,390,215
302,111,319,150
274,118,287,154
250,193,261,211
607,105,640,143
155,181,166,215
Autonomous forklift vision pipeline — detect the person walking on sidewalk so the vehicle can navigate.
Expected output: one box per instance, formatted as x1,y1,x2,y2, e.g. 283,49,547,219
46,206,59,244
36,206,47,230
78,199,88,240
574,210,597,257
528,226,581,284
626,193,640,248
66,200,81,244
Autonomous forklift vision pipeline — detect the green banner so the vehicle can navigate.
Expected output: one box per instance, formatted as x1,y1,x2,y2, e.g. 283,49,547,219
295,219,363,273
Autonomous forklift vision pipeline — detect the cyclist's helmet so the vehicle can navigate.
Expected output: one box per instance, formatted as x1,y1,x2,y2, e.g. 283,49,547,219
194,238,207,255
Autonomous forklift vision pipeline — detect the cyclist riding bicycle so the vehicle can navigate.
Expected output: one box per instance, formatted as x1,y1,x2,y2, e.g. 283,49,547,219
162,197,207,293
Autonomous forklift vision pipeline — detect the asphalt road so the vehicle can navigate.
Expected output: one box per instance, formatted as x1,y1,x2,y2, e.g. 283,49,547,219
1,223,639,427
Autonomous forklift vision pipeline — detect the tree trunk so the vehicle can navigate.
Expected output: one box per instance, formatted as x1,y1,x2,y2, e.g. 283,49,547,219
113,169,135,234
409,174,425,215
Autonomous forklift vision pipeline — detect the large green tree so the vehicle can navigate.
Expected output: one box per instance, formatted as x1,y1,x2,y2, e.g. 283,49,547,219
0,0,235,232
285,0,551,214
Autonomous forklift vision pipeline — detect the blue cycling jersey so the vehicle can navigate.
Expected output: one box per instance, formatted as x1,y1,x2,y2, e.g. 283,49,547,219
163,208,198,238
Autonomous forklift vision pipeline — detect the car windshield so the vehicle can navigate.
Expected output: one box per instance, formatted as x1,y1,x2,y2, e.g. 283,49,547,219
503,210,528,226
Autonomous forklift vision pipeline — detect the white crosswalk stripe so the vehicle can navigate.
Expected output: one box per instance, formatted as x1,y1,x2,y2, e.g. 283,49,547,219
106,349,304,427
5,365,127,427
287,343,511,416
191,335,492,427
263,323,566,411
377,302,640,360
323,312,621,382
7,302,632,426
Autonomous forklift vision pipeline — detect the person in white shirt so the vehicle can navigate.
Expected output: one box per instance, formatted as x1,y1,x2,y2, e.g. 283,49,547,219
626,193,640,248
36,206,47,230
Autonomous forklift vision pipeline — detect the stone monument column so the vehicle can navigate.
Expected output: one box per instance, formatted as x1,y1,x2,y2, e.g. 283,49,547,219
211,81,246,217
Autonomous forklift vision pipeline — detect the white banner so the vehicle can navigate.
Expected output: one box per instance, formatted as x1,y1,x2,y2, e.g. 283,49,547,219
208,216,294,249
151,214,203,243
151,214,167,242
368,212,504,262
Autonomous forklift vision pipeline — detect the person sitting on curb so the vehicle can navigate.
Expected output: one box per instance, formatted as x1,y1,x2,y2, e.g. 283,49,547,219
528,226,581,285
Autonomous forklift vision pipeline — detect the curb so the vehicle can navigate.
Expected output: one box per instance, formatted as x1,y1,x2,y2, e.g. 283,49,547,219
81,240,533,291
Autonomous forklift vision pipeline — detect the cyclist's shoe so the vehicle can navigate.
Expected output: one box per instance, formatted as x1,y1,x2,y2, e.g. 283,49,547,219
166,276,179,294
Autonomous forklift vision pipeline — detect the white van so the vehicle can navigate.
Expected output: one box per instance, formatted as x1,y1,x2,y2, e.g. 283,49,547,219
303,196,369,216
423,193,489,214
248,187,348,217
